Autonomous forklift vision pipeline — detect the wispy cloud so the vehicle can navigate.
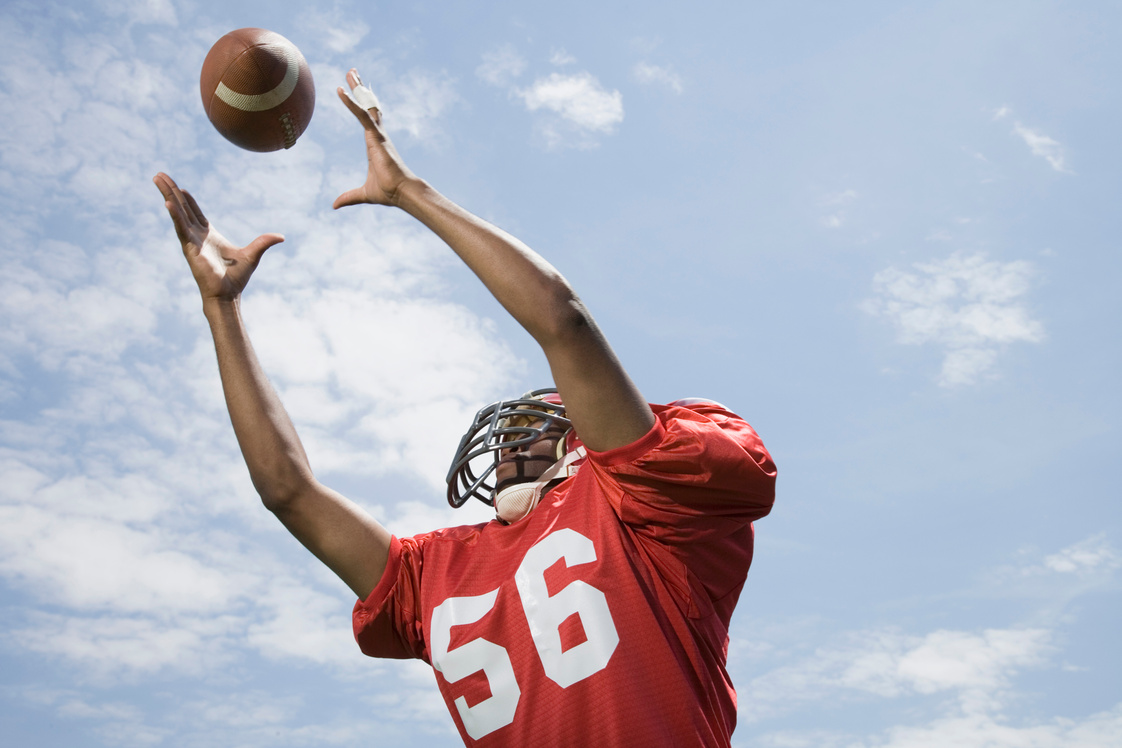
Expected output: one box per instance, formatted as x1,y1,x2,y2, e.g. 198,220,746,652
518,72,623,132
743,621,1122,748
741,626,1053,724
863,253,1044,386
516,72,624,149
992,107,1071,172
100,0,178,27
477,46,623,149
1012,122,1072,173
476,44,526,87
380,69,460,142
819,189,858,228
550,48,577,66
857,706,1122,748
1043,536,1120,574
976,536,1122,626
633,62,683,94
296,5,370,54
759,704,1122,748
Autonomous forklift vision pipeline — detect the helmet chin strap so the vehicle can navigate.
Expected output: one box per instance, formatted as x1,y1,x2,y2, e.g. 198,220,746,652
494,446,587,524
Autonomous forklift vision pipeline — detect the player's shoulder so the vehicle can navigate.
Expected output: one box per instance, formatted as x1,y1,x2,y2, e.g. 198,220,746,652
651,397,773,469
653,397,754,438
402,520,495,548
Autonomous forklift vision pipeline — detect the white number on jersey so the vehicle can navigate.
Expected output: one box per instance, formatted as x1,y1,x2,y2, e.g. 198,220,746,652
515,527,619,687
428,528,619,739
430,589,520,739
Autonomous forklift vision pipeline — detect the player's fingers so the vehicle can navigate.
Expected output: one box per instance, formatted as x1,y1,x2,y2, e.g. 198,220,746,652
154,173,188,218
155,174,199,230
336,86,380,129
181,190,210,229
164,200,191,246
332,187,366,210
345,68,382,115
152,172,174,199
246,233,285,264
154,177,190,241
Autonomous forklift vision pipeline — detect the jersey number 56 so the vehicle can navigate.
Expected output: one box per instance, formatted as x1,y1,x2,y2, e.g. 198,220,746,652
430,528,620,739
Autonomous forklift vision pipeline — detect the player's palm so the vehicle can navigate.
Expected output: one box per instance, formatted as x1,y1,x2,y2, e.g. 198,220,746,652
154,172,283,302
333,69,416,209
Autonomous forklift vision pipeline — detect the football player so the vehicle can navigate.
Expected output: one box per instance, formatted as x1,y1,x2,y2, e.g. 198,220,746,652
155,68,776,747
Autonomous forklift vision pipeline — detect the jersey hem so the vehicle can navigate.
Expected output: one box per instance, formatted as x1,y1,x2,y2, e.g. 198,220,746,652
356,534,403,611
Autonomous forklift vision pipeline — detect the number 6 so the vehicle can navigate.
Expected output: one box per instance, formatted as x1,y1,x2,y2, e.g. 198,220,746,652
515,528,619,687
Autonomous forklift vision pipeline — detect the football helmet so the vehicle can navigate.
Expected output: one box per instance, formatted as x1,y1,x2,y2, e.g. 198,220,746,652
446,388,577,515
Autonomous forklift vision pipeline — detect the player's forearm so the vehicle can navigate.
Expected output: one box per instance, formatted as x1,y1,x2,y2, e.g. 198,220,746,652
393,178,655,451
203,298,316,509
395,179,593,346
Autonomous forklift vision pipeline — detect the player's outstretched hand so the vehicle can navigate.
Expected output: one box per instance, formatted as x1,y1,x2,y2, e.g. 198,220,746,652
333,69,418,210
153,172,284,304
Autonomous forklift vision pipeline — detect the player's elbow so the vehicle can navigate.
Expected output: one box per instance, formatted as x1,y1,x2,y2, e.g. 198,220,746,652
535,288,598,347
253,470,316,515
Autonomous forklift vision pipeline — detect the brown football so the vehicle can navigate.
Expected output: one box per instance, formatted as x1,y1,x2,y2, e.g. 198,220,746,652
200,28,315,152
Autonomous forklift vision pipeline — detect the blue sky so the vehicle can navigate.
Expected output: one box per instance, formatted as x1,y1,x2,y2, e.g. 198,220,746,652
1,0,1119,745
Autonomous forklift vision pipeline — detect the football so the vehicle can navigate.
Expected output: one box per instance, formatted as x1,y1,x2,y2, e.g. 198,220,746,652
200,28,315,152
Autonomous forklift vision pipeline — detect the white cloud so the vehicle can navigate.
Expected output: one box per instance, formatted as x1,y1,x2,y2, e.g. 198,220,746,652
297,6,370,54
1044,536,1120,574
98,0,177,27
518,72,623,132
896,629,1047,700
0,503,252,613
1012,122,1071,173
550,48,577,66
19,685,384,747
14,612,239,678
633,62,684,94
478,46,623,148
761,704,1122,748
822,215,843,228
381,70,460,142
476,44,526,87
741,626,1053,725
515,72,624,149
980,537,1122,619
819,189,858,228
863,253,1044,386
938,347,999,387
246,580,365,667
860,704,1122,748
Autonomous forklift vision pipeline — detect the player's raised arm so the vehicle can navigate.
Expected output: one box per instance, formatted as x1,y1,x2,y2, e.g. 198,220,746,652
334,70,655,452
154,172,391,600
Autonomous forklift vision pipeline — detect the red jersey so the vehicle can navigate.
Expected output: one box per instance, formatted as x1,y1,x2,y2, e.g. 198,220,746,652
353,402,776,747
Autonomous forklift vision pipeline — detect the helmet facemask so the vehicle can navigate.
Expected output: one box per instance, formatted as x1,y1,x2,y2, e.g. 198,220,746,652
445,388,578,519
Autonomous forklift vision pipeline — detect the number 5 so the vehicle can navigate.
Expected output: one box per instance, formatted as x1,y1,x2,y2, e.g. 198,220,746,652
430,589,520,740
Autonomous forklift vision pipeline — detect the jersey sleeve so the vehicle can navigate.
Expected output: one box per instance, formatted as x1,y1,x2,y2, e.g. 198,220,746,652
352,534,430,662
585,402,777,544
